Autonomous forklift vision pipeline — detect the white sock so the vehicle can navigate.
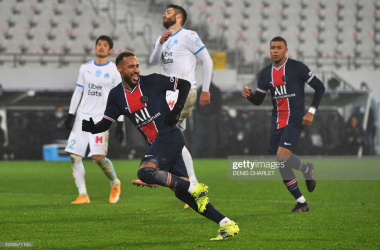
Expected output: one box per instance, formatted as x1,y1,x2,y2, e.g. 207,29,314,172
182,146,198,183
296,196,306,203
219,217,232,226
95,157,118,186
187,182,198,193
70,155,87,196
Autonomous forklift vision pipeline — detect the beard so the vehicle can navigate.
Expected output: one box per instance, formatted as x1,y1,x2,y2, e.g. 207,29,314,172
163,16,176,29
123,74,138,88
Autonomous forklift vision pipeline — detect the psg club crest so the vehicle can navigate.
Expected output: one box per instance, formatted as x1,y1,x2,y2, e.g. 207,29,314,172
140,96,148,103
282,75,288,82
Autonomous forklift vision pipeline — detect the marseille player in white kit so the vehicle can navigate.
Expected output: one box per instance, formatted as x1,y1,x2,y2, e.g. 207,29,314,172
64,35,123,204
135,5,213,208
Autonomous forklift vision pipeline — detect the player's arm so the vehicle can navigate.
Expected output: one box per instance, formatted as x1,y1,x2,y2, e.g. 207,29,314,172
82,89,121,134
195,48,213,108
150,32,171,65
159,75,191,126
300,64,326,126
65,66,85,129
243,72,267,106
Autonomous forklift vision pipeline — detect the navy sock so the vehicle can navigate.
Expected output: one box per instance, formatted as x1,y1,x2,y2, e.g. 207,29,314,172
285,154,309,173
174,190,225,224
137,168,190,190
278,163,303,200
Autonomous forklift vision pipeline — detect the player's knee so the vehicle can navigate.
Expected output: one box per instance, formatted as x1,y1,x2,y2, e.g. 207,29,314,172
92,155,105,162
137,167,156,183
70,154,82,164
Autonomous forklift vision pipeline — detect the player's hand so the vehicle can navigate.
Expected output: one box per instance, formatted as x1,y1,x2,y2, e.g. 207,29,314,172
302,112,314,126
82,117,96,133
199,91,211,108
64,114,75,130
115,121,124,143
159,30,172,44
242,86,252,98
164,105,182,126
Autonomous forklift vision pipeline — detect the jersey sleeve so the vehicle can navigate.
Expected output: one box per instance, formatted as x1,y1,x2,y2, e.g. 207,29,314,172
257,69,269,93
103,88,122,123
298,62,315,84
76,64,86,87
184,31,206,55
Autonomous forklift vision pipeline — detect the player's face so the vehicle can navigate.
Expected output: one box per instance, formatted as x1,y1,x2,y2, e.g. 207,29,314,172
95,40,112,58
117,56,140,87
270,41,288,64
163,8,177,29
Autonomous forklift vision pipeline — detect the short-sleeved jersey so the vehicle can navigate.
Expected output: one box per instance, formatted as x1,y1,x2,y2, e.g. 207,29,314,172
76,60,122,121
157,28,205,88
103,74,180,144
257,58,316,129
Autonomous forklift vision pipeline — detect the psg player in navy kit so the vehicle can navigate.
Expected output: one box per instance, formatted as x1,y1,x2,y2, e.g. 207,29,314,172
82,51,239,240
242,37,325,212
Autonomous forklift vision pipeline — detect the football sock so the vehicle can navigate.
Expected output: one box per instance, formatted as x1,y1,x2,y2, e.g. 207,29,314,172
137,167,190,190
95,157,119,186
286,154,309,173
296,196,306,203
188,182,198,193
219,217,232,226
278,162,303,200
70,154,87,196
182,146,198,183
174,190,225,224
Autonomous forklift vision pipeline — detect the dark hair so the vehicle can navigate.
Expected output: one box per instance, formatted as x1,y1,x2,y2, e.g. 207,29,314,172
115,50,136,65
95,35,114,49
270,36,287,47
167,4,187,26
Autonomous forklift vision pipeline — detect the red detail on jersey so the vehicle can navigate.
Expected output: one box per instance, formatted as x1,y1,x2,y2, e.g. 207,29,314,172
140,121,159,144
272,65,290,129
95,136,103,144
168,100,175,109
124,85,145,113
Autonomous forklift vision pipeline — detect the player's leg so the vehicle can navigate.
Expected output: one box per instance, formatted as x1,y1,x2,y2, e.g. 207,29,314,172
176,89,199,183
89,131,121,203
278,124,316,193
65,119,90,204
277,146,308,212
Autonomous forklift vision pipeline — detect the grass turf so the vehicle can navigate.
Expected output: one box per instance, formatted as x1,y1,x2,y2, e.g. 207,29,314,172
0,158,379,249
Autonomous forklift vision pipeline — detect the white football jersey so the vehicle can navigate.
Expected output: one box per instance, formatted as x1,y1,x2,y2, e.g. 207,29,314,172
158,28,205,89
76,60,122,121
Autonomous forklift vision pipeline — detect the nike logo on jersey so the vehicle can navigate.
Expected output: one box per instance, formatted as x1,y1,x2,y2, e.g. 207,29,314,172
144,155,153,157
87,71,91,74
284,142,292,145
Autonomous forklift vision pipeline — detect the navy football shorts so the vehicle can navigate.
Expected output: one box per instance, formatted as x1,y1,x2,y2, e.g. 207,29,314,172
142,126,188,178
269,122,304,154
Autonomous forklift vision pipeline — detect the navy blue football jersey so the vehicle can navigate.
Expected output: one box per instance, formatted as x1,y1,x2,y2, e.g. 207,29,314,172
256,58,324,129
103,73,182,143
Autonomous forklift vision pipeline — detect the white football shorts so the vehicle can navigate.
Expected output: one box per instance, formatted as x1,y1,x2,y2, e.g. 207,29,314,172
65,117,109,157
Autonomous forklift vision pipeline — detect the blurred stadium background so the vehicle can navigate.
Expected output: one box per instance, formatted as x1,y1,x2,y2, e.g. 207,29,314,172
0,0,379,160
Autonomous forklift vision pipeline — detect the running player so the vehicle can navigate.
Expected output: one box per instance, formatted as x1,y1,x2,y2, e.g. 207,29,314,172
65,35,123,204
133,5,213,202
242,36,325,212
82,51,239,240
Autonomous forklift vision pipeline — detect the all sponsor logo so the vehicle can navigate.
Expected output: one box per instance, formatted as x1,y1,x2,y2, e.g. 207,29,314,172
135,107,161,127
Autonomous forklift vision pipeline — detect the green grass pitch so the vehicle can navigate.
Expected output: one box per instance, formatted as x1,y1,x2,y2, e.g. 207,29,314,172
0,158,379,249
